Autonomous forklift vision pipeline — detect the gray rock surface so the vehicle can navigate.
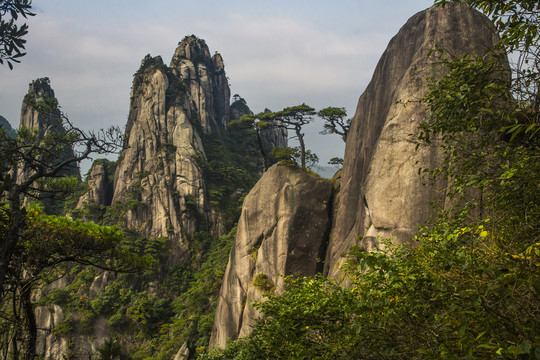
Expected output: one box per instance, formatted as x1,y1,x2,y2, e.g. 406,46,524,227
75,162,114,218
112,55,208,258
325,3,500,278
19,78,62,136
14,78,79,187
0,115,16,138
262,108,288,149
209,164,332,348
35,305,70,360
170,36,230,134
174,343,190,360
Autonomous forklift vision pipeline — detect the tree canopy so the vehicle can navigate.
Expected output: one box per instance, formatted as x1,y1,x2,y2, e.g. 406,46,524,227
318,106,350,143
0,0,34,69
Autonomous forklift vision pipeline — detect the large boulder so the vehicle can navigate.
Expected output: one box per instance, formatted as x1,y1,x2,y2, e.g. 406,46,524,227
209,164,333,348
325,3,500,278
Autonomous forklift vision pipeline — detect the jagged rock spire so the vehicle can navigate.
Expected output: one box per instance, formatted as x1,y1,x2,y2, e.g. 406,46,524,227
170,35,231,134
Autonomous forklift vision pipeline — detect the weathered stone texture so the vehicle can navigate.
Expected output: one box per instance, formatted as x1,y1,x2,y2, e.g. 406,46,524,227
170,36,231,134
112,55,207,256
209,164,332,348
76,162,113,213
14,78,79,188
325,3,500,278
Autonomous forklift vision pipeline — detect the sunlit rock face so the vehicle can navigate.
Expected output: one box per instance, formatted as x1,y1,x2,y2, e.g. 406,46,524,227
19,78,62,136
209,164,333,349
111,54,208,259
170,35,231,135
325,3,500,278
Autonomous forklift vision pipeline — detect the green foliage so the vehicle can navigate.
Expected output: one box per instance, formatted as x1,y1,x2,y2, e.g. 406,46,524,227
230,96,251,118
251,273,275,294
154,227,236,358
97,337,128,360
126,293,173,336
91,282,134,315
207,224,540,359
270,146,319,170
318,106,350,142
204,2,539,359
328,157,343,166
51,319,73,337
200,130,261,225
275,104,316,170
38,288,71,306
21,205,126,270
0,0,35,69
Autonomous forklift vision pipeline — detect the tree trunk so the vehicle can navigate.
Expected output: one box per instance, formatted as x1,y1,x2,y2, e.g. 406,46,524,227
11,290,20,360
0,195,24,296
296,126,306,170
255,129,268,171
20,281,37,360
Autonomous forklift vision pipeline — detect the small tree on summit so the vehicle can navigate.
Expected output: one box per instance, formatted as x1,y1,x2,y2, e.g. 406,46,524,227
274,104,316,170
229,113,273,171
230,104,317,172
318,106,350,143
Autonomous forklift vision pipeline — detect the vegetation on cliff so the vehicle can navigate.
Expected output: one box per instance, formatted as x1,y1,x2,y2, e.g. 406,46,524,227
201,1,539,359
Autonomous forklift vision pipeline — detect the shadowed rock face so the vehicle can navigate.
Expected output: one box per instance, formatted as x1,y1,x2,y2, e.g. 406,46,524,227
325,3,500,278
209,164,333,349
14,78,79,209
76,163,113,208
20,78,63,136
0,115,16,138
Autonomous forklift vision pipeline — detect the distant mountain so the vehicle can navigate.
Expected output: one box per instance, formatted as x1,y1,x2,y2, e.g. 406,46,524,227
0,115,16,138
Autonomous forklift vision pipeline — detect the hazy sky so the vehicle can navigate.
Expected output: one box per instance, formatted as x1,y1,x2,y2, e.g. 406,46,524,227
0,0,435,173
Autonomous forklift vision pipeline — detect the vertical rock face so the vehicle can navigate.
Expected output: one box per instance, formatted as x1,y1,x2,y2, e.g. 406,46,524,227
209,164,333,348
325,3,500,278
0,115,16,138
262,109,288,149
14,78,79,203
170,36,231,134
229,97,253,121
263,120,288,149
112,55,208,256
76,161,114,209
19,78,62,136
35,305,70,359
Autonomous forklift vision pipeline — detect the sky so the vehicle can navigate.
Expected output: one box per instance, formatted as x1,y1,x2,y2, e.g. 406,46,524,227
0,0,435,175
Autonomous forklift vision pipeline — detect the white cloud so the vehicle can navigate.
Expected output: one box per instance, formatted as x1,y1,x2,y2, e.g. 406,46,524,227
0,0,433,171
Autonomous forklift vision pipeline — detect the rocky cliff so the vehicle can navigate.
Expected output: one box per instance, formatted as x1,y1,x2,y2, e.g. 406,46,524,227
14,78,79,210
210,3,501,348
19,33,281,358
75,160,115,222
16,3,504,357
325,2,499,278
112,50,211,258
0,115,16,138
170,36,231,135
19,78,63,136
209,164,332,348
